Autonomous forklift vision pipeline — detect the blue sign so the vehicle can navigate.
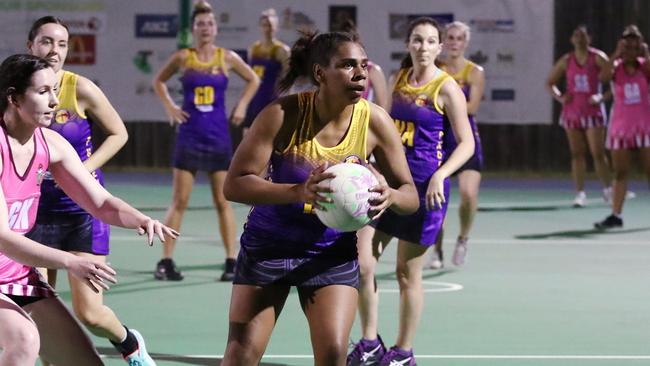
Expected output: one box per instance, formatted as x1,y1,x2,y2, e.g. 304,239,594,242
135,15,178,38
491,89,515,101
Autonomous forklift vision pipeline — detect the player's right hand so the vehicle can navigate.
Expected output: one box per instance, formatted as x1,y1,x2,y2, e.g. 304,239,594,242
66,257,117,293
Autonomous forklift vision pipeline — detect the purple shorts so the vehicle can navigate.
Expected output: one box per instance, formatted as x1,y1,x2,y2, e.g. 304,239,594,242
373,178,449,246
26,212,110,255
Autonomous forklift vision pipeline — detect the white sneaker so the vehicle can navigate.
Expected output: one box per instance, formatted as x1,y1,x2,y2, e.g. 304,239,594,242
429,248,443,270
452,237,468,266
626,191,636,199
573,191,586,207
602,187,613,205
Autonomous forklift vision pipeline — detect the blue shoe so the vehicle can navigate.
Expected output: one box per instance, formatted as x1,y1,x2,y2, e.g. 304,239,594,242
347,335,386,365
124,329,156,366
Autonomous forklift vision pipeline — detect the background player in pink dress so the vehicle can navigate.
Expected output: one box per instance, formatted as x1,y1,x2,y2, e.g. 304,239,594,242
23,16,155,364
0,54,176,365
547,25,613,207
349,17,474,366
595,25,650,229
153,1,259,282
430,20,486,269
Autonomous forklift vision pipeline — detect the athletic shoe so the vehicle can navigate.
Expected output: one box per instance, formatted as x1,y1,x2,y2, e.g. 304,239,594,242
626,191,637,199
594,214,623,229
123,329,156,366
573,191,586,207
347,335,386,366
154,258,184,281
379,346,416,366
602,187,613,205
451,237,468,267
428,246,443,270
219,258,236,282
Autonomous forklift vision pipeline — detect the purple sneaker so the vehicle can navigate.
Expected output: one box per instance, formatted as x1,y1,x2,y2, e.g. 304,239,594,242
379,346,416,366
347,336,386,366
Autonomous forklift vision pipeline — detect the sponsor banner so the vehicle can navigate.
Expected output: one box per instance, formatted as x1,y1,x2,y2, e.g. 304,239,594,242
67,34,96,65
135,14,178,38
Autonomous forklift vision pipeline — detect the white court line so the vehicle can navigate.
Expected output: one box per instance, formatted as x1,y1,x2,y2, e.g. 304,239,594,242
127,354,650,360
110,236,650,246
379,280,463,293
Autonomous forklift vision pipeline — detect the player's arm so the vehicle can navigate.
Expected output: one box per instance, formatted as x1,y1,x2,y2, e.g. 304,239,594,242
45,130,177,245
385,72,399,112
75,75,128,173
367,63,389,110
275,43,291,78
438,79,475,178
546,54,569,103
0,159,116,290
367,104,418,215
224,96,332,208
152,50,189,124
466,65,485,115
591,49,610,104
225,49,260,126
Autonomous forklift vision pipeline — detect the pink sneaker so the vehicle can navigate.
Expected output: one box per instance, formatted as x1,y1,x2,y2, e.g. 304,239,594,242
452,237,468,266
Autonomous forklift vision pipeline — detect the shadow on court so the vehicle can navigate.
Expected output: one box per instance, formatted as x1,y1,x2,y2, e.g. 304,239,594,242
376,268,457,281
98,347,289,365
515,226,650,239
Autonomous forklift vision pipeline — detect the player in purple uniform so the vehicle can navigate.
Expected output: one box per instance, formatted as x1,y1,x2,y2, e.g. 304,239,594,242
221,31,418,365
24,16,159,364
242,8,290,131
0,54,176,366
152,1,259,282
547,25,613,207
595,25,650,228
429,21,486,269
349,18,474,366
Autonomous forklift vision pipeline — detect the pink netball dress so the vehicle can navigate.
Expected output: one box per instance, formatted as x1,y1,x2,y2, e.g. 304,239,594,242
607,58,650,149
560,48,607,129
0,123,55,299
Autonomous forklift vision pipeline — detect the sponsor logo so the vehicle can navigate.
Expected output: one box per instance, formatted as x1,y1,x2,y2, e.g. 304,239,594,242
491,89,515,101
8,198,35,232
135,14,178,38
414,94,428,107
469,50,488,65
55,109,70,123
470,19,515,33
52,14,106,34
389,13,454,39
67,35,95,65
133,50,153,74
344,155,362,165
496,51,514,63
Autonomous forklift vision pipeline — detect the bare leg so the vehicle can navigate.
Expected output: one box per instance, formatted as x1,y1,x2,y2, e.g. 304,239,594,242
610,149,631,215
394,240,428,350
162,168,195,259
639,147,650,189
357,227,392,340
222,284,291,366
565,128,588,193
68,252,127,342
585,126,612,188
208,171,238,259
25,297,103,366
457,170,481,239
300,285,358,366
0,294,40,366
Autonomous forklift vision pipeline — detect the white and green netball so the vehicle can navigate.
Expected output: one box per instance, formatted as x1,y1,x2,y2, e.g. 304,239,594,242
316,163,379,232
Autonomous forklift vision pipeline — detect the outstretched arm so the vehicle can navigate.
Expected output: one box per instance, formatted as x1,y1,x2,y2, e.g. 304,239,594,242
45,130,178,245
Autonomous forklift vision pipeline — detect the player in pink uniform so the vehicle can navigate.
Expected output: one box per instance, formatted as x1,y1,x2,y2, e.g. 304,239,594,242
547,25,613,207
0,54,177,365
595,25,650,229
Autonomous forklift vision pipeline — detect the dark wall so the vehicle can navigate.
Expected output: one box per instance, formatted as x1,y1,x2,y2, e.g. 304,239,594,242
101,1,650,172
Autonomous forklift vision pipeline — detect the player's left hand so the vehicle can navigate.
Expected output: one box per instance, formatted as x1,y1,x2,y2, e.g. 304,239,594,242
230,104,246,126
425,172,445,211
137,218,179,246
367,165,392,220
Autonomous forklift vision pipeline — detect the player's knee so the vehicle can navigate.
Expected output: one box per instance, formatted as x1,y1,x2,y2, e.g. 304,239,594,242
315,340,348,365
3,324,40,360
223,341,264,365
171,194,191,211
214,198,231,213
74,306,105,329
395,264,415,289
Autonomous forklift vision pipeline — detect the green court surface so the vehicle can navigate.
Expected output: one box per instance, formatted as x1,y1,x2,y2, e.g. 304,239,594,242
46,173,649,365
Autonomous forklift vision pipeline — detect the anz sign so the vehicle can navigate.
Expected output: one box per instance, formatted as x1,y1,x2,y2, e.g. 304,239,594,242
135,14,178,38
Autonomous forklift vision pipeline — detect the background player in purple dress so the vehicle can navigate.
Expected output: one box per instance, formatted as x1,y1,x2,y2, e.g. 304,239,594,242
0,54,176,366
242,8,290,132
429,21,486,269
221,31,418,366
595,25,650,229
152,1,259,282
547,25,613,207
349,17,474,366
24,16,157,364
